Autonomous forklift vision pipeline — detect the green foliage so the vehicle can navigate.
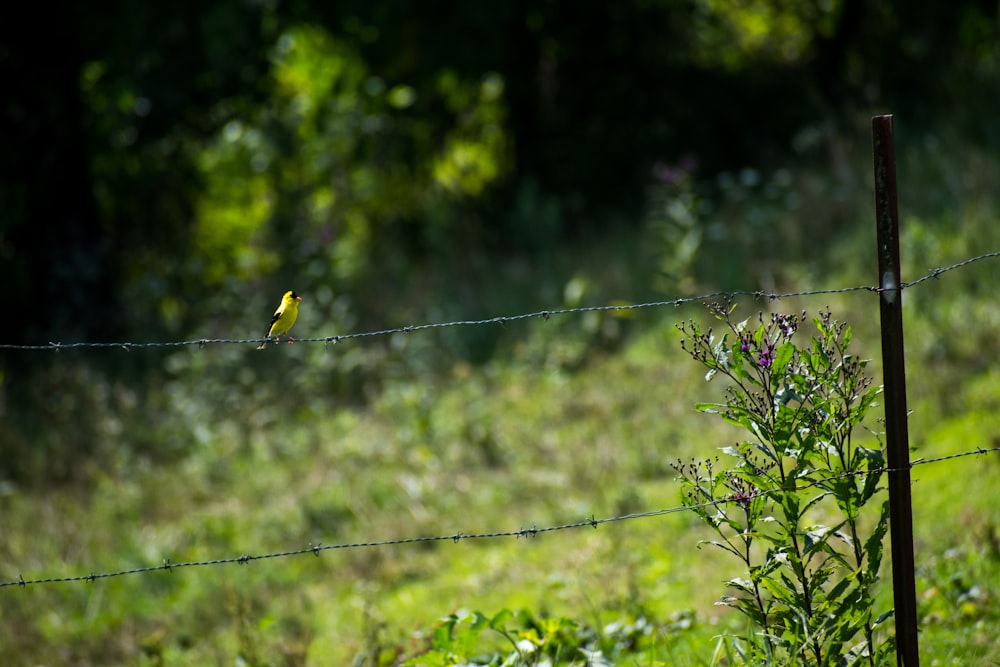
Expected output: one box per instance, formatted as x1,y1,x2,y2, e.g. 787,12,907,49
675,307,892,665
644,158,704,294
405,607,699,666
691,0,839,68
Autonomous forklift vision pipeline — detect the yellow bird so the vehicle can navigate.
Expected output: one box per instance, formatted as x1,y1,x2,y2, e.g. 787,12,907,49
257,290,302,349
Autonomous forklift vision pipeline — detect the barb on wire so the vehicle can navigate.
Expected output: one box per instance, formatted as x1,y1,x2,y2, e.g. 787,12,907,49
901,250,1000,288
1,251,996,351
4,445,998,590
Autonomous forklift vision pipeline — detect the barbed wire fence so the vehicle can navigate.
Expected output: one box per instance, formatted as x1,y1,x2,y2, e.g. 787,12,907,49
3,445,999,590
2,249,1000,592
2,251,999,353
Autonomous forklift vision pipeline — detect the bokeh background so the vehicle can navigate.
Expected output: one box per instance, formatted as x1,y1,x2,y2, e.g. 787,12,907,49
3,1,1000,664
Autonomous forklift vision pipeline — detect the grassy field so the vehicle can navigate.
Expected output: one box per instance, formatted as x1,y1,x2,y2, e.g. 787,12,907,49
3,129,1000,665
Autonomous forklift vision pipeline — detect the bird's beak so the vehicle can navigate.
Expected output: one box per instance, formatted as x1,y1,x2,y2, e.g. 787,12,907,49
295,296,302,302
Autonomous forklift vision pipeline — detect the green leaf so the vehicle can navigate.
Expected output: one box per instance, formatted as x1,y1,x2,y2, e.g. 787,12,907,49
770,342,795,378
712,334,731,370
489,608,515,631
774,382,805,406
704,539,744,558
863,501,890,572
726,577,756,594
860,448,885,503
433,615,457,648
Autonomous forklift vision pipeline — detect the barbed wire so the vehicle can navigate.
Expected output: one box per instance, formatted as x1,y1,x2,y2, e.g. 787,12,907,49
4,445,997,590
2,250,997,352
901,250,1000,288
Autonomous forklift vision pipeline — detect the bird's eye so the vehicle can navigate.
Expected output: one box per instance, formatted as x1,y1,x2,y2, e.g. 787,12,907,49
290,291,298,298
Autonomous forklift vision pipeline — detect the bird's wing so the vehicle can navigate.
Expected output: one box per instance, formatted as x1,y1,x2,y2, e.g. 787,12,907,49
264,308,284,336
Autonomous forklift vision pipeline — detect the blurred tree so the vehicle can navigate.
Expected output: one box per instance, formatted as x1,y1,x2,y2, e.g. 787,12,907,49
2,0,1000,486
2,1,278,345
3,0,999,345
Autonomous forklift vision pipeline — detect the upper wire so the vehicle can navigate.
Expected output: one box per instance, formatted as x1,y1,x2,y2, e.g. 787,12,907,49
2,250,996,352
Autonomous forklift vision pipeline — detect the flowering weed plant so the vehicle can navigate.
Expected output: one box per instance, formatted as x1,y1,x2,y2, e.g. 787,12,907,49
674,305,894,665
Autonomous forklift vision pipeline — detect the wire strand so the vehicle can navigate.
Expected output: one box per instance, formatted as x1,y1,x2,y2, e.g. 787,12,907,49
2,250,998,351
4,445,997,590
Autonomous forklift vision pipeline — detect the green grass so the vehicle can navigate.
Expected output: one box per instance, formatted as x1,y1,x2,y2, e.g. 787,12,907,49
3,130,1000,665
1,319,739,664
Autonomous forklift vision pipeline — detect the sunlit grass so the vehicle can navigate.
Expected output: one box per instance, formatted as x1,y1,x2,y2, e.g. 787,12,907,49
4,134,1000,664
